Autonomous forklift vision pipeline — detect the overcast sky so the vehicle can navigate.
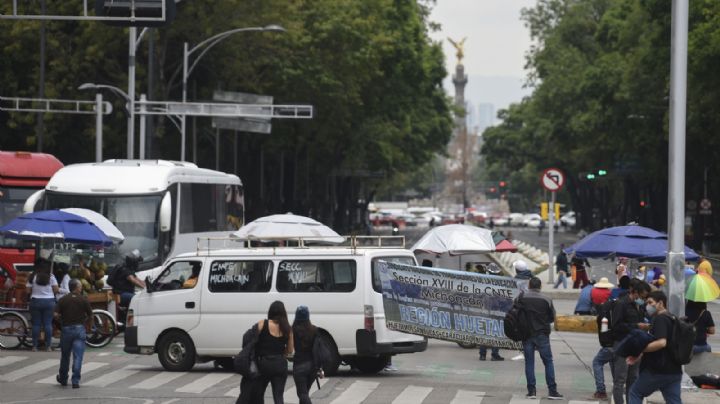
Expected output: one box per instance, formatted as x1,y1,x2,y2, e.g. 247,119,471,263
428,0,536,124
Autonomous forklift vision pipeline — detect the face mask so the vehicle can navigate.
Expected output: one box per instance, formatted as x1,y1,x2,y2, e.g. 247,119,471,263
634,298,645,306
646,304,657,316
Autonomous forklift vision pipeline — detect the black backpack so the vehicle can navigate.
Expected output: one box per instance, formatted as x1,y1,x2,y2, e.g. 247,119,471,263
105,264,124,289
667,314,696,365
504,294,531,342
595,298,618,348
312,333,334,371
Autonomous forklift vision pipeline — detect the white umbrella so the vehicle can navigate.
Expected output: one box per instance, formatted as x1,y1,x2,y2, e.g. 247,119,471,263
233,213,344,244
60,208,125,243
411,224,495,255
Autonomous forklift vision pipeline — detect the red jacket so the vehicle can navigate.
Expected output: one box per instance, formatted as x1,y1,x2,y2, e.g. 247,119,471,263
591,287,612,305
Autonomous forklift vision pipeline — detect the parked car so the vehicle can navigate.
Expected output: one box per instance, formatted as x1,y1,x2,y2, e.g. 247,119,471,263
522,213,542,227
493,215,510,226
507,213,525,226
560,211,576,227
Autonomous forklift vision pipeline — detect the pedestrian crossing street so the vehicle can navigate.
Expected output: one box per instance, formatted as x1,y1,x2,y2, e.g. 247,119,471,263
0,354,600,403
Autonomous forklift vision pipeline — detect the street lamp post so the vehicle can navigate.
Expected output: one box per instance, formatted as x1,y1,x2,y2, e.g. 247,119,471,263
79,83,131,161
180,24,285,161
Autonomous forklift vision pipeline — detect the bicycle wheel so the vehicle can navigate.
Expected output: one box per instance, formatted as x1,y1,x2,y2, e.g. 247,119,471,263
85,310,116,348
0,312,29,350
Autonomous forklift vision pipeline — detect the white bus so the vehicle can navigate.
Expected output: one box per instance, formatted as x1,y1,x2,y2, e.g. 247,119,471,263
24,160,244,273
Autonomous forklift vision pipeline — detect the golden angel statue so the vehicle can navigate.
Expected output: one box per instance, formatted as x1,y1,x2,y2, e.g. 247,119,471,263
447,37,467,63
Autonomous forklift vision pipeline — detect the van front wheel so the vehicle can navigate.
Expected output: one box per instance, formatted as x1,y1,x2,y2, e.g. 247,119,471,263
158,331,196,371
353,355,389,374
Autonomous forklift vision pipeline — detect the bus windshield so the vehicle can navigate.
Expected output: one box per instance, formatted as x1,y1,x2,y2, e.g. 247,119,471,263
44,192,163,267
0,186,40,249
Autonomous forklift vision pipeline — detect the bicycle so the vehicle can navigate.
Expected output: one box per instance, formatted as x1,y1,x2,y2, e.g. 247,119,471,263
0,304,116,350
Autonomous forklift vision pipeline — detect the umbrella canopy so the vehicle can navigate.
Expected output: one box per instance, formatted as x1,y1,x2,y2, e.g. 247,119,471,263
411,224,496,255
0,209,115,246
685,273,720,302
60,208,124,243
564,225,699,261
233,213,344,244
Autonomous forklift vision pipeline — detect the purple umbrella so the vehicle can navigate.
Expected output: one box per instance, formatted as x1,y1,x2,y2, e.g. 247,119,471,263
564,225,699,261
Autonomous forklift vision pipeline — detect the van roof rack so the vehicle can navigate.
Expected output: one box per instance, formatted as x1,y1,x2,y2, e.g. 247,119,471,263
195,235,406,254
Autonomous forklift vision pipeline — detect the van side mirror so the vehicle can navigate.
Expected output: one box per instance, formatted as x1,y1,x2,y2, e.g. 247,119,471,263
159,192,172,232
145,276,154,293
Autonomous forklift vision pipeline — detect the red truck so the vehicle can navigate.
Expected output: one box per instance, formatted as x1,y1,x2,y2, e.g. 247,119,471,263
0,151,63,288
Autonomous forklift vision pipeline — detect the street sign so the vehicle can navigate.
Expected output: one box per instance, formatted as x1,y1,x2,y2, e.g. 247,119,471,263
541,168,565,192
700,198,712,215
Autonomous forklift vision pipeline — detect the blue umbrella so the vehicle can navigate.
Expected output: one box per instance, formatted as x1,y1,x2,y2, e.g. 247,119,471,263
0,209,113,246
564,225,699,261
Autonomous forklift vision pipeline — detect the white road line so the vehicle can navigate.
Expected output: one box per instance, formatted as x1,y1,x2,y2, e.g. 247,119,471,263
0,356,26,367
569,401,599,404
175,372,235,394
84,365,150,387
131,371,187,389
0,359,58,382
450,390,486,404
225,386,240,397
329,380,379,404
284,378,329,403
508,394,539,404
392,385,433,404
36,362,108,384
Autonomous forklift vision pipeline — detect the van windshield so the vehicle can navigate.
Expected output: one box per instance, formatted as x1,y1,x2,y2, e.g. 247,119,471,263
44,192,163,267
371,256,416,293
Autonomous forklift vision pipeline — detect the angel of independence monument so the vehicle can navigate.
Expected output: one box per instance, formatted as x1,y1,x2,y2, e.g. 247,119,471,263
441,38,479,211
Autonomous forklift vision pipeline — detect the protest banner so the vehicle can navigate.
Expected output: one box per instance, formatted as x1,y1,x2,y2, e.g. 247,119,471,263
378,261,523,349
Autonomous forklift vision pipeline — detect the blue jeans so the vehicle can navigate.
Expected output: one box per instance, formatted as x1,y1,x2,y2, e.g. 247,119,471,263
628,370,681,404
30,297,55,349
554,271,567,289
58,324,87,385
592,347,615,393
693,344,711,354
522,334,557,392
119,292,135,307
478,346,500,357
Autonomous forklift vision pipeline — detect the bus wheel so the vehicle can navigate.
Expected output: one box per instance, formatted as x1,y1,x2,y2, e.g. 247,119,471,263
353,355,388,374
158,331,196,371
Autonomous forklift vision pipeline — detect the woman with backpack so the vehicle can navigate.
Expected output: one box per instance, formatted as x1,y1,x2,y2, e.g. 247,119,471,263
686,300,716,354
253,300,294,404
27,259,59,351
292,305,319,404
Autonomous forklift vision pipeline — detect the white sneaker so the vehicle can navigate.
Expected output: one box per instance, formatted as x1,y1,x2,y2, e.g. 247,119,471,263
383,365,398,372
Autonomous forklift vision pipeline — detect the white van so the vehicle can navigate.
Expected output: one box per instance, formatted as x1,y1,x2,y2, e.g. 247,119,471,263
123,238,427,374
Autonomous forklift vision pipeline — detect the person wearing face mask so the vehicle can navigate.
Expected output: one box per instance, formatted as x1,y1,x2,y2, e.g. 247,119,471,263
626,291,682,404
609,281,651,404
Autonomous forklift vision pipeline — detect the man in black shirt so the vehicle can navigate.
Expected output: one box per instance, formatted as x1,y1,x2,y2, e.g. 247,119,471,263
627,291,682,404
521,277,563,400
553,245,568,289
55,279,93,388
610,281,651,404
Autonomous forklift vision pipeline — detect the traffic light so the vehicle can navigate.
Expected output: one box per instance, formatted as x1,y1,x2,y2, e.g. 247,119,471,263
597,169,607,176
95,0,176,27
586,173,596,180
640,200,646,207
541,203,548,220
499,181,507,188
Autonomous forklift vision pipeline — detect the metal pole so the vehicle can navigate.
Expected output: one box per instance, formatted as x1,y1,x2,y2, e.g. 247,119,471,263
667,0,689,317
215,127,220,171
139,94,147,159
128,27,137,159
181,41,188,161
95,93,103,162
549,192,556,285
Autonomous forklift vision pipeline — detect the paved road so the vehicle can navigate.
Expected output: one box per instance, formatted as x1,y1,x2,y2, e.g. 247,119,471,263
0,334,606,404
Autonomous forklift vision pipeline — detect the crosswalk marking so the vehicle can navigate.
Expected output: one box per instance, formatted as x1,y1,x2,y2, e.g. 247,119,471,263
225,386,240,397
84,365,150,387
508,394,539,404
450,390,486,404
175,372,235,394
0,359,58,382
569,401,599,403
329,380,379,404
36,362,108,384
392,385,433,404
0,355,27,367
284,377,329,403
131,371,187,389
